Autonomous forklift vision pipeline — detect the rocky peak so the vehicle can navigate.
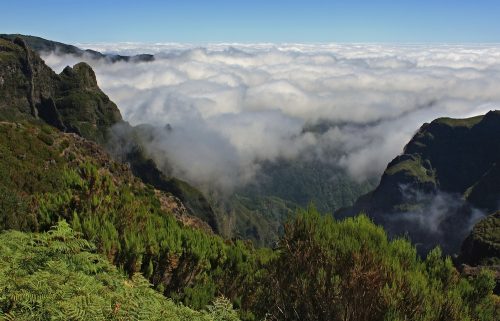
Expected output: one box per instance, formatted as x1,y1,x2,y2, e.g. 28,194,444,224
0,37,122,143
60,62,99,90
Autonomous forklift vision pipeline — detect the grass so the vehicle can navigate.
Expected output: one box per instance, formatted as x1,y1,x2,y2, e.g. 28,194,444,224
385,155,436,183
433,115,484,128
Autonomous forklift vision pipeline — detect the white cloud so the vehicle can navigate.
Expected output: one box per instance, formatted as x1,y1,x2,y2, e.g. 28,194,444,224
42,43,500,190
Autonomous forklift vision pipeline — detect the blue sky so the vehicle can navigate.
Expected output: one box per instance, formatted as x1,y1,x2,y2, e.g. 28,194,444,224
2,0,500,43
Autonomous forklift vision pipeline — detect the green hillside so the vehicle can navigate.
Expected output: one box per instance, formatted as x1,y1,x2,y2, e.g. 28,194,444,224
0,35,218,231
215,159,376,246
0,122,498,319
0,120,267,314
340,112,500,254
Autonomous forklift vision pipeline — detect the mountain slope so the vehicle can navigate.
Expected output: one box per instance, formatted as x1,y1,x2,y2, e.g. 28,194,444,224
0,117,264,312
0,36,218,230
339,111,500,254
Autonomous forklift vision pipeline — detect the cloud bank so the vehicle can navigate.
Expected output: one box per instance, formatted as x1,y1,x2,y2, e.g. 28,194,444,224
42,43,500,191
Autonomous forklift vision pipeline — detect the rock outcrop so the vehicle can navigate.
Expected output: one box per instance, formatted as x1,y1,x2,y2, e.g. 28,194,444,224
0,37,122,143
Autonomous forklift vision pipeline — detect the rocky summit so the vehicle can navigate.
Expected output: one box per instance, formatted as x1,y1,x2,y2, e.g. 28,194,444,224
0,37,122,143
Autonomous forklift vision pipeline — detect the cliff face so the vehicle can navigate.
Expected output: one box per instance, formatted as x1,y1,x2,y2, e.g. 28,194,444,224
0,37,58,120
0,37,122,143
340,111,500,254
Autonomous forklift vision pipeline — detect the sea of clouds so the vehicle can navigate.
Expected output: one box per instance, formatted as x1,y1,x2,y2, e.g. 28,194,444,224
42,43,500,191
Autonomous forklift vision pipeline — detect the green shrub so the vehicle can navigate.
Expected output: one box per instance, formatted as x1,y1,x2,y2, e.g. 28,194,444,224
253,206,498,321
37,132,55,145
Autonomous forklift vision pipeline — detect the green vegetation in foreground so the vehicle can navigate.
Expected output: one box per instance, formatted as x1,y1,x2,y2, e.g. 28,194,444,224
0,121,499,320
0,121,262,311
255,208,499,320
0,221,239,321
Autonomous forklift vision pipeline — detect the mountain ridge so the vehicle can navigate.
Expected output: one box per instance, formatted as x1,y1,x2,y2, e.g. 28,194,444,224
0,33,154,63
0,35,219,231
340,111,500,239
338,111,500,290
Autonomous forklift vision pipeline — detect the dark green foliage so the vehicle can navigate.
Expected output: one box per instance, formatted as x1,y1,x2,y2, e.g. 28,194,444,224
0,221,238,320
461,212,500,266
466,164,500,212
243,159,376,214
0,123,64,230
218,158,376,246
0,121,261,312
253,207,499,321
215,194,297,246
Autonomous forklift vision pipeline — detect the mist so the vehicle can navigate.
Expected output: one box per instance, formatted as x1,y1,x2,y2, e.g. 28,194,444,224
384,185,487,254
42,43,500,191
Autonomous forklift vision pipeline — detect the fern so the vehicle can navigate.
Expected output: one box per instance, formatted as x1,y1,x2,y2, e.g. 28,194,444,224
0,222,230,320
